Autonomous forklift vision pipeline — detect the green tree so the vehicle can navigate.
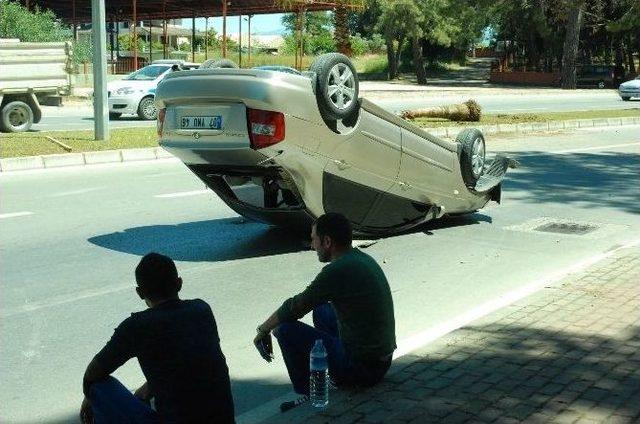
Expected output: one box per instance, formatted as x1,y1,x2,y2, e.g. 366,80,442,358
0,0,70,41
377,0,422,79
281,11,332,36
204,28,219,48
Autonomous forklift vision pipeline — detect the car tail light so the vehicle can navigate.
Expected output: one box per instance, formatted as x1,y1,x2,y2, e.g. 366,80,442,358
246,108,285,149
157,107,166,138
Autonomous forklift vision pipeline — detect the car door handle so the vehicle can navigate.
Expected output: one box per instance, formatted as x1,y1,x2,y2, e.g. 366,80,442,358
333,159,351,170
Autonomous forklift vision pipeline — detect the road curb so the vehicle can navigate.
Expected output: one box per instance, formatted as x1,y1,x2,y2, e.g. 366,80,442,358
0,147,173,173
1,118,639,173
426,116,640,138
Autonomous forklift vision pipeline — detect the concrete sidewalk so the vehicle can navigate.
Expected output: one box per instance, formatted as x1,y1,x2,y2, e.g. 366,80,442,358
267,246,640,423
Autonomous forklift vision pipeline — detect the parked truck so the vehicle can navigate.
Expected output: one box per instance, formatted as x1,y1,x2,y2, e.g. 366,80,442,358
0,39,73,132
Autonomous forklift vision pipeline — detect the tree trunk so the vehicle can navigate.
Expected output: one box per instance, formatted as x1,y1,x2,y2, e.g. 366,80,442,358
627,36,636,74
412,37,427,85
385,38,397,80
561,1,584,89
395,38,404,77
334,5,352,56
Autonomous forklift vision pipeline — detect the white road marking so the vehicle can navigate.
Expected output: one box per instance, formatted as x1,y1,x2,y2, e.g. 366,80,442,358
0,211,34,219
393,238,640,359
154,189,210,198
551,142,640,154
0,284,132,319
49,187,103,197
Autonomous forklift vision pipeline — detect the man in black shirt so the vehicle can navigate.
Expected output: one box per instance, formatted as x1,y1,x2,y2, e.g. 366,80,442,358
80,253,235,423
253,213,396,411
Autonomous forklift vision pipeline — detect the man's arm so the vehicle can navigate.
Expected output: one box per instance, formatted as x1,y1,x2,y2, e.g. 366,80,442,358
257,310,280,335
82,357,109,397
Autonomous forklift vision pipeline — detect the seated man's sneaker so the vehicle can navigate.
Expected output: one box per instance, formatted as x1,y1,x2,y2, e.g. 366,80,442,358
280,394,309,412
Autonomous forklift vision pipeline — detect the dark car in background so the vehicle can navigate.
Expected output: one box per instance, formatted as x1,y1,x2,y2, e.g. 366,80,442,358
576,64,625,88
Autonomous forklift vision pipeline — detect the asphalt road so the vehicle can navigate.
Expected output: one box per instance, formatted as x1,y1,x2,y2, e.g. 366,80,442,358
31,89,638,132
1,126,639,423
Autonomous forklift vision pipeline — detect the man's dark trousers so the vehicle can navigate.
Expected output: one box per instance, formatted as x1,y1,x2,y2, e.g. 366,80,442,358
89,376,159,423
273,303,391,395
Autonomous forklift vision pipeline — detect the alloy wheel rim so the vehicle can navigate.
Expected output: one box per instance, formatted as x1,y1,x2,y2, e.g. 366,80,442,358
143,100,157,118
326,63,355,111
471,138,485,177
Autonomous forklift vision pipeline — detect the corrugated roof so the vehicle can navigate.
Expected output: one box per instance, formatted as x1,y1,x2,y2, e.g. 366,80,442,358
19,1,352,23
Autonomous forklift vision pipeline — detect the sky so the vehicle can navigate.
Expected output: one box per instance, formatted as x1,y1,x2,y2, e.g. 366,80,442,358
183,14,286,36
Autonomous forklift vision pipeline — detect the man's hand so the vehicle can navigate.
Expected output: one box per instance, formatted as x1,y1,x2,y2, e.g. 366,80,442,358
253,328,274,362
79,397,93,424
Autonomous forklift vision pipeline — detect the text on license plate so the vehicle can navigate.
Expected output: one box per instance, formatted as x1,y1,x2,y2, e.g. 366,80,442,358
180,116,222,130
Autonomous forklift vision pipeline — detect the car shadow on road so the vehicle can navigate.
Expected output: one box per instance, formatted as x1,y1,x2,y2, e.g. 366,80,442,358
505,150,640,214
88,217,307,262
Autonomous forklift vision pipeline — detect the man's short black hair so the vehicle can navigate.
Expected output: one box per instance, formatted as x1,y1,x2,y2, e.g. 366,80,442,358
135,252,179,300
314,213,352,247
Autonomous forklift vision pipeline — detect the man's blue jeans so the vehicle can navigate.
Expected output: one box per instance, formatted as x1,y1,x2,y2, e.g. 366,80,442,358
89,376,159,423
273,303,391,395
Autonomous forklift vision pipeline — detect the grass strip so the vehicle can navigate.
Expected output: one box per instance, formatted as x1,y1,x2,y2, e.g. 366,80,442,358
1,108,638,158
1,127,157,158
413,108,640,128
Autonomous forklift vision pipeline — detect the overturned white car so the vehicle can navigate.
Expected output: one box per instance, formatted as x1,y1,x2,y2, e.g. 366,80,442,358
155,53,514,236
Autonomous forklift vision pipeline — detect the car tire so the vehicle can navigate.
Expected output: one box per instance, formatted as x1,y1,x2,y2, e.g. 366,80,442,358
200,59,238,69
456,128,486,187
310,53,359,121
0,101,34,132
137,96,157,120
597,81,606,89
621,96,631,101
109,112,122,120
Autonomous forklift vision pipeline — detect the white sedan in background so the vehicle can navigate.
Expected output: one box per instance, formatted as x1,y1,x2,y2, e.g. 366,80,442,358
107,60,198,120
619,75,640,101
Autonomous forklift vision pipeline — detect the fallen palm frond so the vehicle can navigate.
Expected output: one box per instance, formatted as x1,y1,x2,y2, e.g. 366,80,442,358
400,99,482,122
45,136,72,152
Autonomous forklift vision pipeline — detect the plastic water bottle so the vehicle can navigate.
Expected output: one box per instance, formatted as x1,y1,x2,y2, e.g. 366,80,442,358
309,339,329,408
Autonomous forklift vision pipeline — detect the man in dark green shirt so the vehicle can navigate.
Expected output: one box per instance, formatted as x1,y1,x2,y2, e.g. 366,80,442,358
253,213,396,411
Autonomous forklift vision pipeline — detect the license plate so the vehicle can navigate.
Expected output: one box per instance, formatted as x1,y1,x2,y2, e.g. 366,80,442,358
180,115,222,130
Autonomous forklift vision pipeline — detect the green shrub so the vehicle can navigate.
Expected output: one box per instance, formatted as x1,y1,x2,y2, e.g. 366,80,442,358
350,34,368,56
367,34,386,54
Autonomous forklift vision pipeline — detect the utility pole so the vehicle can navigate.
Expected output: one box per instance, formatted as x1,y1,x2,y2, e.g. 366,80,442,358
91,0,109,140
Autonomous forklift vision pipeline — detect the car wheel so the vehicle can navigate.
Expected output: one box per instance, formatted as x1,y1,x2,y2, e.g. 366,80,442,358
456,128,486,187
137,97,157,120
597,81,606,89
310,53,359,121
109,112,122,120
0,101,34,132
621,96,631,101
200,59,238,69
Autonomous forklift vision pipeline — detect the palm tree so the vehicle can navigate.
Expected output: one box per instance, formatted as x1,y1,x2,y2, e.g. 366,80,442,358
334,2,353,55
277,0,364,56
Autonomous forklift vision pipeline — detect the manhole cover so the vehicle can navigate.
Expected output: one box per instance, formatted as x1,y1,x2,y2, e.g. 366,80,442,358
534,222,598,235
